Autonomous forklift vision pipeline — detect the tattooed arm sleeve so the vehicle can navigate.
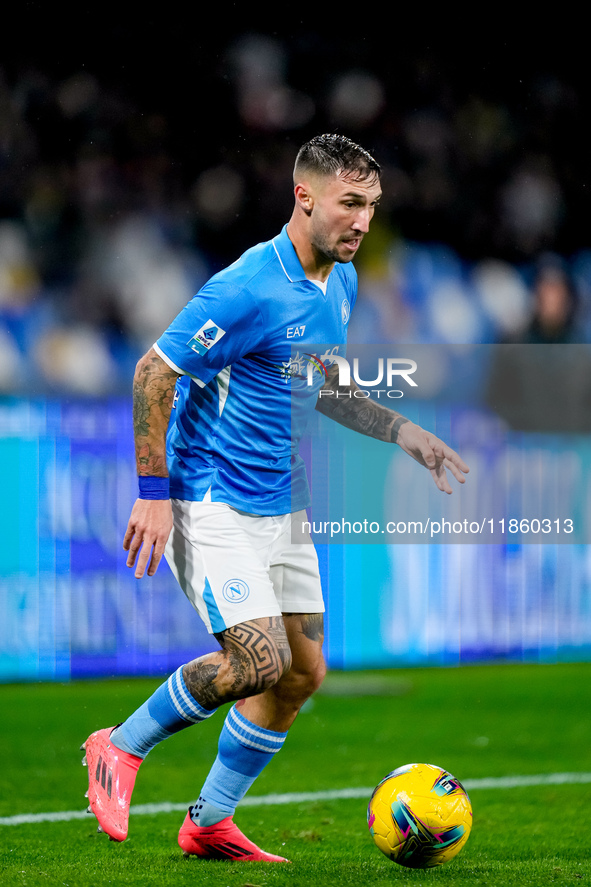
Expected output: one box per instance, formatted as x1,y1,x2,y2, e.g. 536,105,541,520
133,347,180,476
315,363,410,444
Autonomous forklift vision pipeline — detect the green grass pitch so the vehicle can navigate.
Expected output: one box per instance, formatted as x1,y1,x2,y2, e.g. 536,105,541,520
1,662,591,886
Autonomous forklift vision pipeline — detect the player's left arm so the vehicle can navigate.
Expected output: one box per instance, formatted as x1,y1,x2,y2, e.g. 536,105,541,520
315,365,469,494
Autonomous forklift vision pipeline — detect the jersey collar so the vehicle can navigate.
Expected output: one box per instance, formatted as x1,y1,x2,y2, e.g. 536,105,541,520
272,225,308,283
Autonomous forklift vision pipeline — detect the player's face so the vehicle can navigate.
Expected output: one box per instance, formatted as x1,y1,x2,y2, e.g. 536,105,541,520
309,171,382,264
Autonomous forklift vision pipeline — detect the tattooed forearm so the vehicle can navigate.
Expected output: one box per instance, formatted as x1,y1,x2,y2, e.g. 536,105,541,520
132,348,179,475
316,365,409,443
132,383,152,439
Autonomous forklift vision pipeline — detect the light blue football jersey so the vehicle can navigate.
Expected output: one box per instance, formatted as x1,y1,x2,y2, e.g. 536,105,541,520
154,225,356,514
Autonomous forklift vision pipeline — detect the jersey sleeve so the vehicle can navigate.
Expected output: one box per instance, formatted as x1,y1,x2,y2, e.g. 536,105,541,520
348,263,358,313
154,279,264,385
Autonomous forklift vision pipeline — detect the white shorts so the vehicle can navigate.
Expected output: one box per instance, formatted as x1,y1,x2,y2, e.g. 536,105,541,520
164,500,324,634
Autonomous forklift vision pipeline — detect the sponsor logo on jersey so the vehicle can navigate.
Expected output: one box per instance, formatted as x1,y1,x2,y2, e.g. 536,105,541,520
188,320,226,356
222,579,250,603
278,348,340,384
286,325,306,339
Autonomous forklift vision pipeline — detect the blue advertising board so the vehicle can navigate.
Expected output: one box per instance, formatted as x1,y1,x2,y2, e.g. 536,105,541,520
1,391,591,681
0,398,212,682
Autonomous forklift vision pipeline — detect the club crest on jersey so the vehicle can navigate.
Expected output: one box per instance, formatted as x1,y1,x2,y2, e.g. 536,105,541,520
188,320,226,356
341,299,351,325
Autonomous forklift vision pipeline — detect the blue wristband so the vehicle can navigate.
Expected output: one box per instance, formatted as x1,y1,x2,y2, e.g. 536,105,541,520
138,476,170,500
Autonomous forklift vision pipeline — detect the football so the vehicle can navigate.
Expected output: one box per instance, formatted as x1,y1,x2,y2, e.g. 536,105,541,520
367,762,472,868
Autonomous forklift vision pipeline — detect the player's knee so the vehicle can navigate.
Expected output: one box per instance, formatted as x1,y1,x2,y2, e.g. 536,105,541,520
278,657,326,706
299,658,327,699
311,657,327,694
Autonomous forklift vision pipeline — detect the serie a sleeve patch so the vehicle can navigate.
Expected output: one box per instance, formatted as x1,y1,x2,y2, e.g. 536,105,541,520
187,320,227,356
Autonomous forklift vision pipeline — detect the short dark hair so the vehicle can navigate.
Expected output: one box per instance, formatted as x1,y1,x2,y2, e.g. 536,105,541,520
294,133,381,183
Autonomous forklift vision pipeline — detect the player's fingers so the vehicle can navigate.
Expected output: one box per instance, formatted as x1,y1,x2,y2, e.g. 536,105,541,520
443,457,468,484
445,448,470,475
147,539,167,577
126,539,141,569
146,553,162,577
125,526,150,571
421,435,450,466
428,436,445,454
431,465,453,495
122,523,136,552
134,540,152,579
417,440,438,468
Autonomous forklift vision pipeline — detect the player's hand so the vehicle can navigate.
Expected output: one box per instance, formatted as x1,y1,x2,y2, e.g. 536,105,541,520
396,422,469,494
123,498,173,578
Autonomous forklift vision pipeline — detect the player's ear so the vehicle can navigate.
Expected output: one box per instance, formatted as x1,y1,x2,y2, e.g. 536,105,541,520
294,183,314,217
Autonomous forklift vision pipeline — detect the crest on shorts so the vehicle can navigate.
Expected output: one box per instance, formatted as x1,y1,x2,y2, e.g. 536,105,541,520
222,579,250,603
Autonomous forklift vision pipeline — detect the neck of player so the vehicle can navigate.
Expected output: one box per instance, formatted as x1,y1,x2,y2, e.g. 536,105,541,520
286,219,334,284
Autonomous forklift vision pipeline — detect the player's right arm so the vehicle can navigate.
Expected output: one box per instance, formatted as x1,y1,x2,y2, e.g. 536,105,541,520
123,348,180,579
124,277,263,577
316,363,469,494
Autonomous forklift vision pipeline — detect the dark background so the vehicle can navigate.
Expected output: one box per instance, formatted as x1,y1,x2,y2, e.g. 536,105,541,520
3,10,588,259
1,9,589,393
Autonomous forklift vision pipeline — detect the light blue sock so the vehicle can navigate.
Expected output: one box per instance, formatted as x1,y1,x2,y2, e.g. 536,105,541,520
191,704,287,826
110,664,216,758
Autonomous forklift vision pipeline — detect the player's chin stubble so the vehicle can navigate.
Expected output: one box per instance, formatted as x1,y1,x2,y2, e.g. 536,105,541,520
313,236,356,265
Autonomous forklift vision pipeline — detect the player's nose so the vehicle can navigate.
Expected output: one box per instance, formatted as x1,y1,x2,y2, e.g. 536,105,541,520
352,208,372,233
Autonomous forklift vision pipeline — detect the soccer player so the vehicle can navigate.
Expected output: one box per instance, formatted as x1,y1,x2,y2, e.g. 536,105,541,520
82,134,469,862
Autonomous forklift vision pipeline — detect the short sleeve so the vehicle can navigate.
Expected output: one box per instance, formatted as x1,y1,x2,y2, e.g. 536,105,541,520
348,264,358,312
154,279,264,385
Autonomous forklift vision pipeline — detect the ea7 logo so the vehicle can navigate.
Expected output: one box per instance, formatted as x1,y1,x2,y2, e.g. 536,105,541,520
287,325,306,339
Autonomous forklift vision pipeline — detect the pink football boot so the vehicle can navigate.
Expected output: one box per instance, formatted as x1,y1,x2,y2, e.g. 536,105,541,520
178,808,290,862
82,727,143,842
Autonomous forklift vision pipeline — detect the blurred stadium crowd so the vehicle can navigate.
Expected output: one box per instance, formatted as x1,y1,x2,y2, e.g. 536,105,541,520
1,28,590,396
